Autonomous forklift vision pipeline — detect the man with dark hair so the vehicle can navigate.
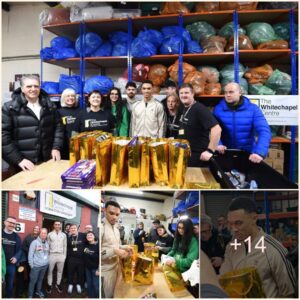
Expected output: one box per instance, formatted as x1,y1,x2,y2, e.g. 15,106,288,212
178,83,221,167
66,224,86,295
130,80,166,138
47,220,67,294
2,216,22,298
124,81,140,113
101,200,133,298
220,197,296,297
2,74,64,173
146,219,160,243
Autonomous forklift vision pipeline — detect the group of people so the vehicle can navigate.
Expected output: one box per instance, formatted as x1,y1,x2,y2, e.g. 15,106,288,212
200,197,297,298
101,200,199,298
2,218,99,298
2,74,271,174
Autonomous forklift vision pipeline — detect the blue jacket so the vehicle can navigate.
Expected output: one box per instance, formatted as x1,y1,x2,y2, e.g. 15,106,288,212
213,96,271,158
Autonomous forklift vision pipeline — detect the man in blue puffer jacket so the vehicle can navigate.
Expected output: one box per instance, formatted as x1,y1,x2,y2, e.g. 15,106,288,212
214,82,271,163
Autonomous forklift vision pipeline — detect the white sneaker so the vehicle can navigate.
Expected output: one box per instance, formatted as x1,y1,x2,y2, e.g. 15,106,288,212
76,284,82,294
67,284,73,294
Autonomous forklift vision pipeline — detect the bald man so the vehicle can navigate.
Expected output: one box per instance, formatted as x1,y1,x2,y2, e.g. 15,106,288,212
214,82,271,163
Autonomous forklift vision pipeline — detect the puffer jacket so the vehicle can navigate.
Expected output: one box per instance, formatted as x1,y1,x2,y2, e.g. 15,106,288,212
2,88,64,167
213,96,271,158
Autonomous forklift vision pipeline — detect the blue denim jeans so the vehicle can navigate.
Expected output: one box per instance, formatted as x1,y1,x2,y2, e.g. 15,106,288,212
5,264,16,298
85,268,99,298
28,265,48,297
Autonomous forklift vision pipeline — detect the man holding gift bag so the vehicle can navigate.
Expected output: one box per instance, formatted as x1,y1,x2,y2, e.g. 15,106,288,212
101,200,133,298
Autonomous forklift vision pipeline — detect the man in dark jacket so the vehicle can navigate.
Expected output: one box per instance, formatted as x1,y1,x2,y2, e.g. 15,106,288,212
2,216,22,298
214,82,271,163
2,74,64,172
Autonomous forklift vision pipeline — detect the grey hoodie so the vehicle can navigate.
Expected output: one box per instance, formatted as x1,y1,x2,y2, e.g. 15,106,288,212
28,236,49,268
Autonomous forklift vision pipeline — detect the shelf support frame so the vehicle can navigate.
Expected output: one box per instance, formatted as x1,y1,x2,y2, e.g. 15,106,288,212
233,11,240,83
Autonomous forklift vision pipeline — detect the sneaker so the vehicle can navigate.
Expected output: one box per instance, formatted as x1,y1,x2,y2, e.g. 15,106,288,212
67,284,73,294
46,284,52,294
76,284,82,294
35,291,45,298
55,283,63,293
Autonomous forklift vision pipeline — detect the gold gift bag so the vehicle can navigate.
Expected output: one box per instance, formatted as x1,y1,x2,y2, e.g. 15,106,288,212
219,267,266,298
110,137,130,186
69,132,89,166
128,136,140,188
150,139,169,186
95,134,112,186
169,139,191,189
140,137,151,186
144,243,159,266
80,131,103,160
162,265,186,292
121,256,133,283
133,255,154,285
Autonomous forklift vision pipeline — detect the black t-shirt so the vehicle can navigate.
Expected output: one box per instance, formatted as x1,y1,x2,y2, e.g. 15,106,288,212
67,232,86,258
178,102,218,153
59,107,82,138
2,230,18,264
83,242,99,269
74,108,115,133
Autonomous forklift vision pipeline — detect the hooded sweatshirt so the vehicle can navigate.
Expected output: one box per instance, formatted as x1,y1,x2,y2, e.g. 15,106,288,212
28,236,49,268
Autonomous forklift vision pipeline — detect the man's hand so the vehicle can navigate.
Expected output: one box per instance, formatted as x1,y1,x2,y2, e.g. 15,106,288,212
165,257,175,267
200,151,213,161
211,257,223,268
51,149,61,161
10,257,17,264
114,248,129,258
18,159,35,171
216,145,227,154
249,153,263,164
95,270,99,276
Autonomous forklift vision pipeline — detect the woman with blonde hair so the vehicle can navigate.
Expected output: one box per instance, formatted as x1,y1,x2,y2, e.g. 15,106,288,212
58,88,81,159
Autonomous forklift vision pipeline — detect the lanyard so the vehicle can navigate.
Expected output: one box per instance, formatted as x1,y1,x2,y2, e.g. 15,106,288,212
181,101,195,123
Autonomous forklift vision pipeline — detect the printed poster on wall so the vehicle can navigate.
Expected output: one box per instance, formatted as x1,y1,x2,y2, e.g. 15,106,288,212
19,207,36,221
40,191,77,219
247,95,298,126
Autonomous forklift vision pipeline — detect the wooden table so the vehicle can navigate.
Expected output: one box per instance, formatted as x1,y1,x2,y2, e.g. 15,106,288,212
2,160,70,189
114,266,193,298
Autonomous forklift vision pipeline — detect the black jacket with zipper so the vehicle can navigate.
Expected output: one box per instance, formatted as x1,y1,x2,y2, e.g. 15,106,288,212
2,88,64,167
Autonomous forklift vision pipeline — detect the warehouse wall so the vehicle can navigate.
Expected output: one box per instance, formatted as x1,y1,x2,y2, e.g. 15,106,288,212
2,2,124,101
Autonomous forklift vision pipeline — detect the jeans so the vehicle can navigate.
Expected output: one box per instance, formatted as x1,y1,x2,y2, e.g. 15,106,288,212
85,268,99,298
28,265,48,297
4,264,16,298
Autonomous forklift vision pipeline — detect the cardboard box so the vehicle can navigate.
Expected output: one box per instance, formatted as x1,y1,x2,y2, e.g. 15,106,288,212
264,158,273,167
273,158,284,169
268,149,284,160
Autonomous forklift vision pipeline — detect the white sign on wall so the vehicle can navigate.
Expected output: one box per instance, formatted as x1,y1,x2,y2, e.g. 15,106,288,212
14,222,25,233
12,194,19,202
19,207,36,221
40,191,77,219
248,95,298,126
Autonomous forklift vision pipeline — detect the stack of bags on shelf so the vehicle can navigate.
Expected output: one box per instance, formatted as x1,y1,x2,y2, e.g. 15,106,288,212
66,131,192,188
264,148,284,174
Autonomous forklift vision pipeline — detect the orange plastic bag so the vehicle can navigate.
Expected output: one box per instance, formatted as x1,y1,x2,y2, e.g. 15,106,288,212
195,2,220,12
220,2,258,10
244,64,273,84
204,83,222,95
256,40,289,50
160,2,190,14
148,64,168,86
168,60,196,82
202,36,227,53
226,35,254,51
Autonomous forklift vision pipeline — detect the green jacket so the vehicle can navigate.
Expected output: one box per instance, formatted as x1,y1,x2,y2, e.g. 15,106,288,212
2,248,6,280
167,236,199,273
111,105,129,137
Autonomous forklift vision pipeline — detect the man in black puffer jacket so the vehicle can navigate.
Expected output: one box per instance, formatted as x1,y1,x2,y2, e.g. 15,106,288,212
2,74,64,171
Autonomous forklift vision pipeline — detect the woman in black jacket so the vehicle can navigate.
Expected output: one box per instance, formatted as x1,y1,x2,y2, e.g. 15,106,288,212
155,224,174,259
133,222,146,253
2,75,64,171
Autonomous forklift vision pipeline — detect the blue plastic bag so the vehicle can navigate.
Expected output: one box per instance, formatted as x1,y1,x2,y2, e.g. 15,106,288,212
185,191,199,208
112,43,128,56
40,47,55,60
53,48,78,60
109,31,129,45
172,200,186,216
131,38,157,57
41,81,59,94
92,41,113,57
51,36,74,50
161,25,192,42
59,74,81,94
84,75,114,94
75,32,103,56
160,36,182,54
185,40,203,53
137,28,163,48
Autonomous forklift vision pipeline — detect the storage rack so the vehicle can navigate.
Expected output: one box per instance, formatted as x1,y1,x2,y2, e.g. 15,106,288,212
40,8,298,181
